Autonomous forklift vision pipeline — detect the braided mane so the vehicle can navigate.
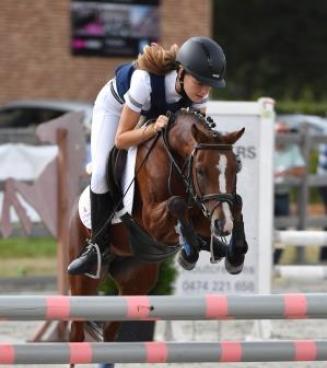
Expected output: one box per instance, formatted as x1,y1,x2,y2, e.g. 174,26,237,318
177,108,221,139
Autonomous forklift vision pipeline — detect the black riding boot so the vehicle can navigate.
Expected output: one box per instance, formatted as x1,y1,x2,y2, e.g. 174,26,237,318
67,189,113,275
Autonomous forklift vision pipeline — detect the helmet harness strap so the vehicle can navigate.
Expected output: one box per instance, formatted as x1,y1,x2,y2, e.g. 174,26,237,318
176,67,193,105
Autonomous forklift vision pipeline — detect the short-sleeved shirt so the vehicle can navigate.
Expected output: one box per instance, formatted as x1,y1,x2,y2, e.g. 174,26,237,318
123,69,208,114
274,144,305,194
318,144,327,175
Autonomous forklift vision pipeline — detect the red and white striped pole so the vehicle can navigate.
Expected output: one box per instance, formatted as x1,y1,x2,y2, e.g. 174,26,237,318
0,341,327,364
0,293,326,321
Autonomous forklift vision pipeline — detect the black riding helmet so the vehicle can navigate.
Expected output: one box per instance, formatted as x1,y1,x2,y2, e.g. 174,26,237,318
176,36,226,88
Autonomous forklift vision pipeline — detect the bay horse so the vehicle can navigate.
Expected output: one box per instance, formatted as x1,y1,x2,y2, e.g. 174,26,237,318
68,108,247,345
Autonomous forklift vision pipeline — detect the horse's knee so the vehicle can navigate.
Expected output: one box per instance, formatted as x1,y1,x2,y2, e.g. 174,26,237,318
167,196,187,220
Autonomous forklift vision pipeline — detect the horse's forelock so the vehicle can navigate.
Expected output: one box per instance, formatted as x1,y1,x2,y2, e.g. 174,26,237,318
175,108,219,143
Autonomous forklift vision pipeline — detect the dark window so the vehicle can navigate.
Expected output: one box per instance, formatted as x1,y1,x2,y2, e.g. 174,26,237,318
0,107,66,128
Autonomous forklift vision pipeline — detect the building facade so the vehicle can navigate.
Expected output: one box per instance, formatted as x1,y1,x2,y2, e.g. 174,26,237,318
0,0,212,104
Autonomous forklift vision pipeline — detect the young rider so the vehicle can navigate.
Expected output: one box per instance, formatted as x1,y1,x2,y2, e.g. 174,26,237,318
67,36,226,275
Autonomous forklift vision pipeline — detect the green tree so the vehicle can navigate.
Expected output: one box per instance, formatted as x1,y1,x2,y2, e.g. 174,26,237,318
213,0,327,104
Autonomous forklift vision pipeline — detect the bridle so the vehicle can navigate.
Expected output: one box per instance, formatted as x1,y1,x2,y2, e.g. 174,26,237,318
162,121,237,220
189,143,236,218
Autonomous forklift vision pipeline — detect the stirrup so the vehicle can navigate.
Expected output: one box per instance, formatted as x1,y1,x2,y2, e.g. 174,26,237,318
84,241,102,279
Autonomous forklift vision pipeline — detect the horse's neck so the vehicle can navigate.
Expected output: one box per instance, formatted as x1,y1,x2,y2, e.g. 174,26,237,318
168,119,195,156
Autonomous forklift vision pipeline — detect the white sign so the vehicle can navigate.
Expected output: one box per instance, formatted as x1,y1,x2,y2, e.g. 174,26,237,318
0,143,58,223
174,98,275,295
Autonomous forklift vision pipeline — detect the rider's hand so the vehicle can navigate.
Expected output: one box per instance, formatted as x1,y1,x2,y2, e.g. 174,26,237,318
153,115,169,132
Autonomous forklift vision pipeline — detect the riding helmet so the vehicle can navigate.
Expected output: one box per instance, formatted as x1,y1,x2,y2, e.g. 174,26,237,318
176,36,226,88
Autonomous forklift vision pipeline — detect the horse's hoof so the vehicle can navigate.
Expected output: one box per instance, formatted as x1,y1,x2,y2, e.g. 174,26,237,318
178,249,198,270
212,238,228,262
210,255,223,264
224,255,245,275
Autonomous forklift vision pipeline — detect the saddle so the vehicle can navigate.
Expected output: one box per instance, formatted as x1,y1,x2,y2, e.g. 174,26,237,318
106,146,180,262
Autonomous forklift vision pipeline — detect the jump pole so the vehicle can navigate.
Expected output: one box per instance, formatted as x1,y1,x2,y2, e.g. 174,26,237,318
0,341,327,364
275,230,327,247
1,293,327,320
275,265,327,280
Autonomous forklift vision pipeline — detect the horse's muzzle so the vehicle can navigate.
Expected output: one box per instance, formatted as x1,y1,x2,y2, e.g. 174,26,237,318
213,218,233,237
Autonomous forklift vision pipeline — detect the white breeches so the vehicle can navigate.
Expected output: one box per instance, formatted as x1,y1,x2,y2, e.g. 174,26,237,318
90,81,123,194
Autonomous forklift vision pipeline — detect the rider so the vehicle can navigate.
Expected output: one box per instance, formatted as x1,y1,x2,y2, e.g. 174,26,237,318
67,36,226,275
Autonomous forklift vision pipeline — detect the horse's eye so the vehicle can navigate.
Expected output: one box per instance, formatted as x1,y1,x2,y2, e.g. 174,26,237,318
196,167,205,177
235,154,242,173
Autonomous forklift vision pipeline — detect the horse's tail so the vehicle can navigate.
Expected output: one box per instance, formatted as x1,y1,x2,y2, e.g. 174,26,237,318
84,321,103,341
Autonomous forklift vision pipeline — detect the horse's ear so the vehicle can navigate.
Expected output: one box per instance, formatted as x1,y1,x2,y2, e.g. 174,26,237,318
191,124,208,143
222,127,245,144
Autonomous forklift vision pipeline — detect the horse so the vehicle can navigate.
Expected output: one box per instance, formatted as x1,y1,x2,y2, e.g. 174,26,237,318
68,108,247,347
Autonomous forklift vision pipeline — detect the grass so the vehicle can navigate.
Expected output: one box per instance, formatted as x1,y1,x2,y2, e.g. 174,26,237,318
0,237,57,277
0,235,322,277
0,237,56,258
278,245,320,265
0,257,57,277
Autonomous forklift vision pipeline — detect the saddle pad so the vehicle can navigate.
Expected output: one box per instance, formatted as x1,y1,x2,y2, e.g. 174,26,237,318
79,146,137,229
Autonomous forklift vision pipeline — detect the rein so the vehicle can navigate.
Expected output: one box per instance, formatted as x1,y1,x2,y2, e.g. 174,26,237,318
92,126,162,242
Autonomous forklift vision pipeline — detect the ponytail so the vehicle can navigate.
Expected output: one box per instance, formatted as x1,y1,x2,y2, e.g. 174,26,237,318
136,43,178,75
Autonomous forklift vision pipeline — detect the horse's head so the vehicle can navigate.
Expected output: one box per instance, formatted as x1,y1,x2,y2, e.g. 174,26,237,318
168,109,244,237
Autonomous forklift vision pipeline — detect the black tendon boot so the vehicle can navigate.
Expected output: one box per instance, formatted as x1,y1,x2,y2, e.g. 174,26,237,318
67,189,113,276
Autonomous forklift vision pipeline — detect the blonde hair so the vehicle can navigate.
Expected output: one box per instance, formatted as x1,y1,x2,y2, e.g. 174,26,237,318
136,43,178,75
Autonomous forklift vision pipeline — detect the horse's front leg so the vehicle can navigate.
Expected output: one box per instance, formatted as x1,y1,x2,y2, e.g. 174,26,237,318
142,198,178,243
225,194,248,274
166,196,200,270
142,195,200,269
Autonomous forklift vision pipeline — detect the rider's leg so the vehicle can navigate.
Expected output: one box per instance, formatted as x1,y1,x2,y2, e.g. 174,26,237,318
68,85,122,275
67,188,113,275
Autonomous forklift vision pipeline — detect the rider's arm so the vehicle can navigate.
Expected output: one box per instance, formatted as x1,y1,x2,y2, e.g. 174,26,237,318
115,105,158,150
115,69,169,150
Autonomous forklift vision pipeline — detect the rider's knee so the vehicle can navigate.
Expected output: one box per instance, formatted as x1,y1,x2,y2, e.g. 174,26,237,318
90,170,109,194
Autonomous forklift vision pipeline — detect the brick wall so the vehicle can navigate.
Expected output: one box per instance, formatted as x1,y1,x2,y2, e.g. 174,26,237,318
0,0,212,105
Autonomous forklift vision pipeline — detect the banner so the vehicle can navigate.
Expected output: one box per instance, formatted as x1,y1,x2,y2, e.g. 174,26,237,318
71,0,160,57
